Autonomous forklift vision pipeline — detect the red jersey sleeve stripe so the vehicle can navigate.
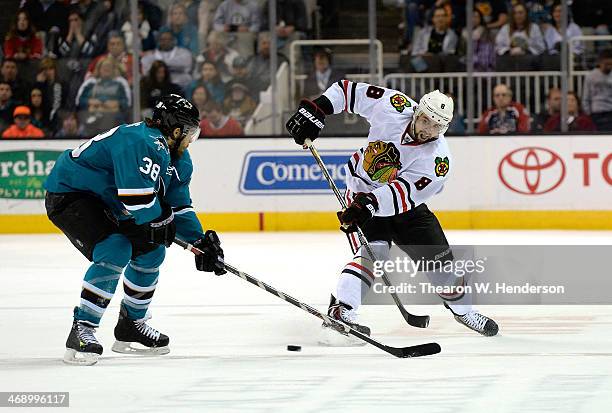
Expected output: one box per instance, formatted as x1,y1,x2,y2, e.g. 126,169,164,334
392,181,408,212
343,80,349,112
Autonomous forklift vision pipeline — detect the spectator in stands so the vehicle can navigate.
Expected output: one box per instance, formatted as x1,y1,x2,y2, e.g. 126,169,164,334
186,61,225,104
544,91,597,132
53,10,97,109
140,60,183,117
200,101,243,136
229,55,258,101
543,2,583,57
475,0,508,30
0,81,16,132
248,32,285,95
213,0,262,33
2,10,43,62
223,82,256,127
191,85,210,120
303,47,344,100
54,10,97,58
1,58,29,104
1,106,45,138
532,87,561,133
141,29,193,90
495,2,545,71
21,1,69,50
86,32,133,85
409,6,459,72
161,2,199,55
76,57,130,127
28,87,51,133
479,83,531,134
582,49,612,131
194,31,239,83
55,111,84,137
121,2,156,53
460,8,496,71
34,57,63,130
262,0,307,56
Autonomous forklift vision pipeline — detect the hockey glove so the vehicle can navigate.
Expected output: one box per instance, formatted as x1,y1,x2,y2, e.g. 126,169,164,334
149,203,176,247
193,230,226,275
285,99,326,146
337,192,379,233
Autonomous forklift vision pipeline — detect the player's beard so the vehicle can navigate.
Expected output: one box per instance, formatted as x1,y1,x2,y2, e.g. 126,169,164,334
168,136,189,160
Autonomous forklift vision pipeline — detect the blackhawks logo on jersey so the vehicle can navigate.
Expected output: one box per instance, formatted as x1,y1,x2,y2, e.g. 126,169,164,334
363,141,402,183
390,93,410,113
434,156,449,177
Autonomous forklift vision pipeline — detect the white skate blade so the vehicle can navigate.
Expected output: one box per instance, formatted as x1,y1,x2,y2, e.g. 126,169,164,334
63,348,100,366
317,324,366,347
111,341,170,355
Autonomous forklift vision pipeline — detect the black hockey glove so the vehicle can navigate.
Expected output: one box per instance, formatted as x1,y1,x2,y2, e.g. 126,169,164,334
285,99,326,146
337,192,379,233
193,230,226,275
149,202,176,247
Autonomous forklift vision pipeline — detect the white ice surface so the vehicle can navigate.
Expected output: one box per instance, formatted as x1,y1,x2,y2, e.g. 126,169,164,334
1,230,612,412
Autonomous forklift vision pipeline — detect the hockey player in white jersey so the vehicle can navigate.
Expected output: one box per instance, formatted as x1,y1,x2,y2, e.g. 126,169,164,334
286,80,499,340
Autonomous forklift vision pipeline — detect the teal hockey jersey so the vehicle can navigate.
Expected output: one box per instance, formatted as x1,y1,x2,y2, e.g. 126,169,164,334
45,122,204,242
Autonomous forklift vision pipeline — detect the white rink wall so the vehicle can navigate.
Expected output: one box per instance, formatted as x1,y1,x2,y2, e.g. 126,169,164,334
0,135,611,232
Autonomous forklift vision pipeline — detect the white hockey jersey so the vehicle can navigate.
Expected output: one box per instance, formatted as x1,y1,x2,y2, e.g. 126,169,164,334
323,80,452,217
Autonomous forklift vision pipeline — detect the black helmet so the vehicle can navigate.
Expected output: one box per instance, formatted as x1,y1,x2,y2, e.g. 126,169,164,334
152,94,200,142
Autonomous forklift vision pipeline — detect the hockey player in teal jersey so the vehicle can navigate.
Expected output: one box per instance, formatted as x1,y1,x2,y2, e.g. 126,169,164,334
45,95,225,365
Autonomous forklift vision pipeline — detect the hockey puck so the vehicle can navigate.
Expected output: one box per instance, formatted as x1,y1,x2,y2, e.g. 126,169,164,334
287,345,302,352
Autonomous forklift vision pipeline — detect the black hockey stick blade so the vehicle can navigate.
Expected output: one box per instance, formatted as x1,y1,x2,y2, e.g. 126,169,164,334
400,308,430,329
391,342,441,358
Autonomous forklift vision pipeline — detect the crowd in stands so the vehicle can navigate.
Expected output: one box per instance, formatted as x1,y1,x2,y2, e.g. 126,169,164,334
0,0,610,138
398,0,611,134
1,0,301,138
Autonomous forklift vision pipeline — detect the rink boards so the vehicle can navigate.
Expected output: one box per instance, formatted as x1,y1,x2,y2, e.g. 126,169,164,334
0,135,610,232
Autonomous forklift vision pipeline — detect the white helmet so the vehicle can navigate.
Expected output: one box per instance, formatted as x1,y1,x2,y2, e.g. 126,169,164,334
414,90,454,135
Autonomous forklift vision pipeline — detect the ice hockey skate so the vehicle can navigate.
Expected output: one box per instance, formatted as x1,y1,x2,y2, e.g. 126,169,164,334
445,303,499,336
319,296,371,346
63,308,104,366
112,305,170,355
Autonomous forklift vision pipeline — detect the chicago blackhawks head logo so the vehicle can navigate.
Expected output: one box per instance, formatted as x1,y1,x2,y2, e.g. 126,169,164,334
390,93,410,113
434,156,450,177
363,141,402,183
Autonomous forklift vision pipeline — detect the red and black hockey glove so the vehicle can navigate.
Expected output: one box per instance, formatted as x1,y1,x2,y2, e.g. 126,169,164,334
193,230,226,275
337,192,379,233
285,99,326,146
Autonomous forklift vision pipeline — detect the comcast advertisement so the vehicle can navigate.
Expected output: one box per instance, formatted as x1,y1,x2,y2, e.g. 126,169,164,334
0,150,62,199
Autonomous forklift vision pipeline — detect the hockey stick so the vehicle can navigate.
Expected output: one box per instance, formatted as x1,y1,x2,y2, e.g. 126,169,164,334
173,237,440,358
304,138,430,329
